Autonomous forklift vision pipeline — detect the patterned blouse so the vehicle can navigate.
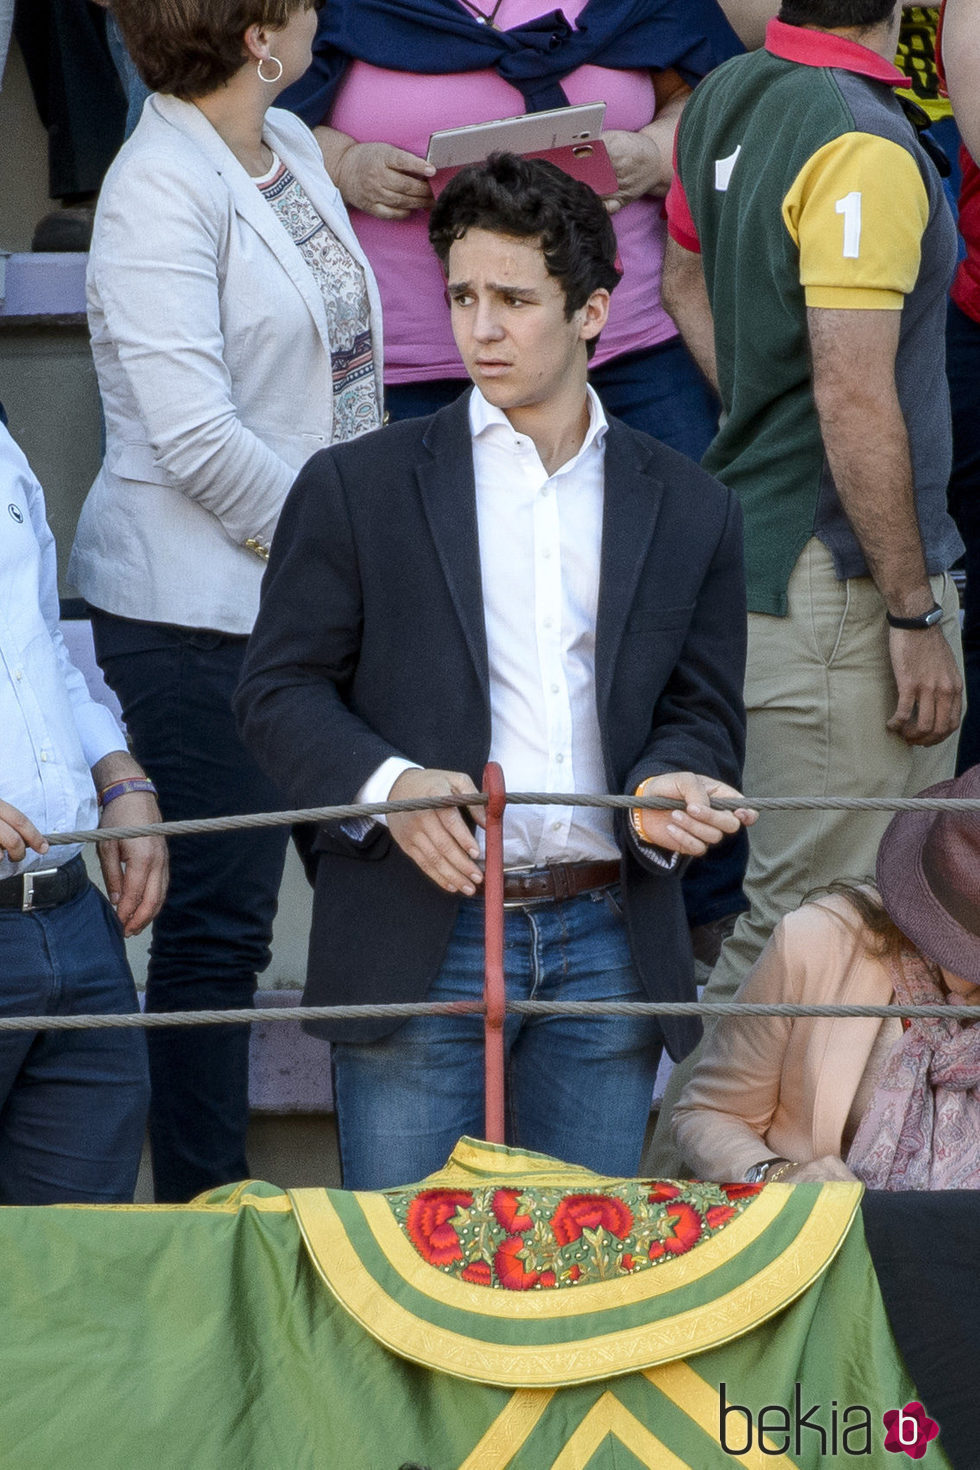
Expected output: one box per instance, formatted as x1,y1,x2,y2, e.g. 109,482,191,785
255,153,379,443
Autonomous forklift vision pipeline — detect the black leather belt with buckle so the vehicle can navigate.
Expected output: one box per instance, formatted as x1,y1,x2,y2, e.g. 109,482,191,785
501,860,620,907
0,855,89,912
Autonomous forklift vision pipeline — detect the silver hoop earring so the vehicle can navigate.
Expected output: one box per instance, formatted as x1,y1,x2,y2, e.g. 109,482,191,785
257,55,283,83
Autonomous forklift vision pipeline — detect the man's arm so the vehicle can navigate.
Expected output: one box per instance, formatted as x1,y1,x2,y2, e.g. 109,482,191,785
661,235,720,392
91,751,168,937
624,485,754,864
941,0,980,162
808,305,962,745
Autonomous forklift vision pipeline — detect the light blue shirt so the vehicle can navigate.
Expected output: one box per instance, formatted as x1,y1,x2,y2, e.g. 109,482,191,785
0,425,125,878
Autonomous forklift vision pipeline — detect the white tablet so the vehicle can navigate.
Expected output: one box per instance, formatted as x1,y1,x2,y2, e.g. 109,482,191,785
426,102,606,170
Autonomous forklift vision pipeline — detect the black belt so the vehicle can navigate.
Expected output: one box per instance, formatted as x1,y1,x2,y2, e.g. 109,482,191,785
0,856,89,912
501,861,620,907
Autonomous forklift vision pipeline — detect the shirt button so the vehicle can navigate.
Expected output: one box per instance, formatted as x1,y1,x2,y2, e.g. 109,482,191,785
40,751,48,762
555,752,565,764
552,821,561,832
550,683,560,694
15,668,22,680
543,616,553,629
541,547,551,559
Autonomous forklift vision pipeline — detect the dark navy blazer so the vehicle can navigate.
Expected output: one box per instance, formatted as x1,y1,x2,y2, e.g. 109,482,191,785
236,392,746,1057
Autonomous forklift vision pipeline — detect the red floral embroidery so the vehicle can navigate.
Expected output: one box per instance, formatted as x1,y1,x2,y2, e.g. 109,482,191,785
706,1204,737,1229
721,1182,764,1201
567,1264,582,1282
495,1235,542,1291
647,1182,682,1203
460,1261,492,1285
648,1202,704,1260
491,1188,533,1233
551,1194,634,1245
405,1190,473,1266
621,1253,636,1271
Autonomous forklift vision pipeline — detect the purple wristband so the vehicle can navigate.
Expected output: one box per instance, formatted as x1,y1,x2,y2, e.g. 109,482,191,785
97,777,158,808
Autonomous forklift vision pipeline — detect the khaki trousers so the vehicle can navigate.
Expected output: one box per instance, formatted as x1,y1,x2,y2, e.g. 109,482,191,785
646,538,963,1176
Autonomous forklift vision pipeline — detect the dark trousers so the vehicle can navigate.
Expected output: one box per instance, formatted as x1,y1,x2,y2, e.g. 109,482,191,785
90,610,290,1202
14,0,125,199
384,339,748,929
947,300,980,773
0,874,148,1203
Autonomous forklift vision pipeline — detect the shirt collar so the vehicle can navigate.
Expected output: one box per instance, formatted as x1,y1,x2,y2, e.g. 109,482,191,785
764,16,906,87
469,384,609,466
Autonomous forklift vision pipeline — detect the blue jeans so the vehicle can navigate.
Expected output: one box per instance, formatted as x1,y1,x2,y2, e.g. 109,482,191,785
948,300,980,773
332,886,664,1189
0,872,149,1203
90,610,291,1202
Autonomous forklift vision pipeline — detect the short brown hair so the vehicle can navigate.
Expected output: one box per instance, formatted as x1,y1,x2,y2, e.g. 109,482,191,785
113,0,313,100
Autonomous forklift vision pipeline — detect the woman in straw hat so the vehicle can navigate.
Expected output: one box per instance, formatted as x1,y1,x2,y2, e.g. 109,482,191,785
672,765,980,1190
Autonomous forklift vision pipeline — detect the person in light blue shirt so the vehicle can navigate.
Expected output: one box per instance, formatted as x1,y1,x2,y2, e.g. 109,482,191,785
0,422,167,1203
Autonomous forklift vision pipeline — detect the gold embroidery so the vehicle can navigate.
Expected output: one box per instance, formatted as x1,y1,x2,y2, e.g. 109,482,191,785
288,1183,862,1387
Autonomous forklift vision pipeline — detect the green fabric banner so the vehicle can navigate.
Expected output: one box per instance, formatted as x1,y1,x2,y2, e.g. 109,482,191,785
0,1142,949,1468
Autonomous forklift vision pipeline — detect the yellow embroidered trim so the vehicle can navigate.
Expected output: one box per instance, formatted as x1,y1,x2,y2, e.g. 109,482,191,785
457,1390,554,1470
288,1182,861,1386
430,1138,599,1183
550,1392,691,1469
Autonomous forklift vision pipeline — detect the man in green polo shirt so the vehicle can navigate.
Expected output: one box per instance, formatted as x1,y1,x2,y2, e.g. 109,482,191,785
648,0,964,1173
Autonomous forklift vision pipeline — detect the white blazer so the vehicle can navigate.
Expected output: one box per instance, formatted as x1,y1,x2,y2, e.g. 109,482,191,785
70,94,384,634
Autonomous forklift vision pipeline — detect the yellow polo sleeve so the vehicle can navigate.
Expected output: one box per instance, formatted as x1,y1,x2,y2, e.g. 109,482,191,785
781,132,930,309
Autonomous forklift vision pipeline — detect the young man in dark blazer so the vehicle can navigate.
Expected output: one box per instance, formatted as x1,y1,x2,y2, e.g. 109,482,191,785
236,154,753,1190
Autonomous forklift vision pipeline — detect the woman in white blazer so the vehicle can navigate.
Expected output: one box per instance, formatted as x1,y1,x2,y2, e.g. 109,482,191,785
69,0,384,1203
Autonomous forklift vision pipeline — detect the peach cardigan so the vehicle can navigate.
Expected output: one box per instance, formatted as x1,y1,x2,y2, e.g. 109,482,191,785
672,893,894,1181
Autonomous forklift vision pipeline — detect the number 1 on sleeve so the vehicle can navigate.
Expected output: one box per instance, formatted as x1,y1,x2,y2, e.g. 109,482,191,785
835,191,862,259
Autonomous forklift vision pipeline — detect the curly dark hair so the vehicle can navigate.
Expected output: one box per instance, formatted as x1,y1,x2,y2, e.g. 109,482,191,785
778,1,896,28
112,0,317,100
428,152,621,355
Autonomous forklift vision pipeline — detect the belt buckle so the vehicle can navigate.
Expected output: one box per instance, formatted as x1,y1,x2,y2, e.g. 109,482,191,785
502,864,539,911
21,866,58,913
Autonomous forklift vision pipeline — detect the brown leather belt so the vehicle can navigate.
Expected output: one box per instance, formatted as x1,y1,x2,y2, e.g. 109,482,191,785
501,860,620,906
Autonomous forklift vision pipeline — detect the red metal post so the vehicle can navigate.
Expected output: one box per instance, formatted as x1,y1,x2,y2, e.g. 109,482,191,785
482,762,507,1144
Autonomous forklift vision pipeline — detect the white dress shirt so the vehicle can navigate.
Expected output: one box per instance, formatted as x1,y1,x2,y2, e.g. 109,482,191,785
0,426,125,878
359,386,621,867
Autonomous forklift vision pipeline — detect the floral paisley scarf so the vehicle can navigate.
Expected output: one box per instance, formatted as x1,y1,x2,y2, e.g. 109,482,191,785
847,951,980,1189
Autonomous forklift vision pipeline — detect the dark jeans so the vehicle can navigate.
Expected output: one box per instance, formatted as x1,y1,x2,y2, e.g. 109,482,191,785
384,338,747,929
0,874,148,1203
90,609,291,1202
14,0,126,200
947,299,980,773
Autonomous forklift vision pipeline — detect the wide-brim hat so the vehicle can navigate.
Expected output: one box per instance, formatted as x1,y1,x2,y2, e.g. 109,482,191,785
876,765,980,985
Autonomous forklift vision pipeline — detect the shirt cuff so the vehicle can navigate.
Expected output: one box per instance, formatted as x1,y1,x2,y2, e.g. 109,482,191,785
75,701,129,771
339,756,422,840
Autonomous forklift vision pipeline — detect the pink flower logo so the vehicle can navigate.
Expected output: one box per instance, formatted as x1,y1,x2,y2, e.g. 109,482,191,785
882,1402,939,1458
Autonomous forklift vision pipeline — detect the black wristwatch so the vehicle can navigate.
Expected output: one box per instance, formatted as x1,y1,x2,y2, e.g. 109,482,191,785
886,602,943,630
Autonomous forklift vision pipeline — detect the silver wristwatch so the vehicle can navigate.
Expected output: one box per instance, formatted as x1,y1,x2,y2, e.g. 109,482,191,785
743,1158,787,1184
